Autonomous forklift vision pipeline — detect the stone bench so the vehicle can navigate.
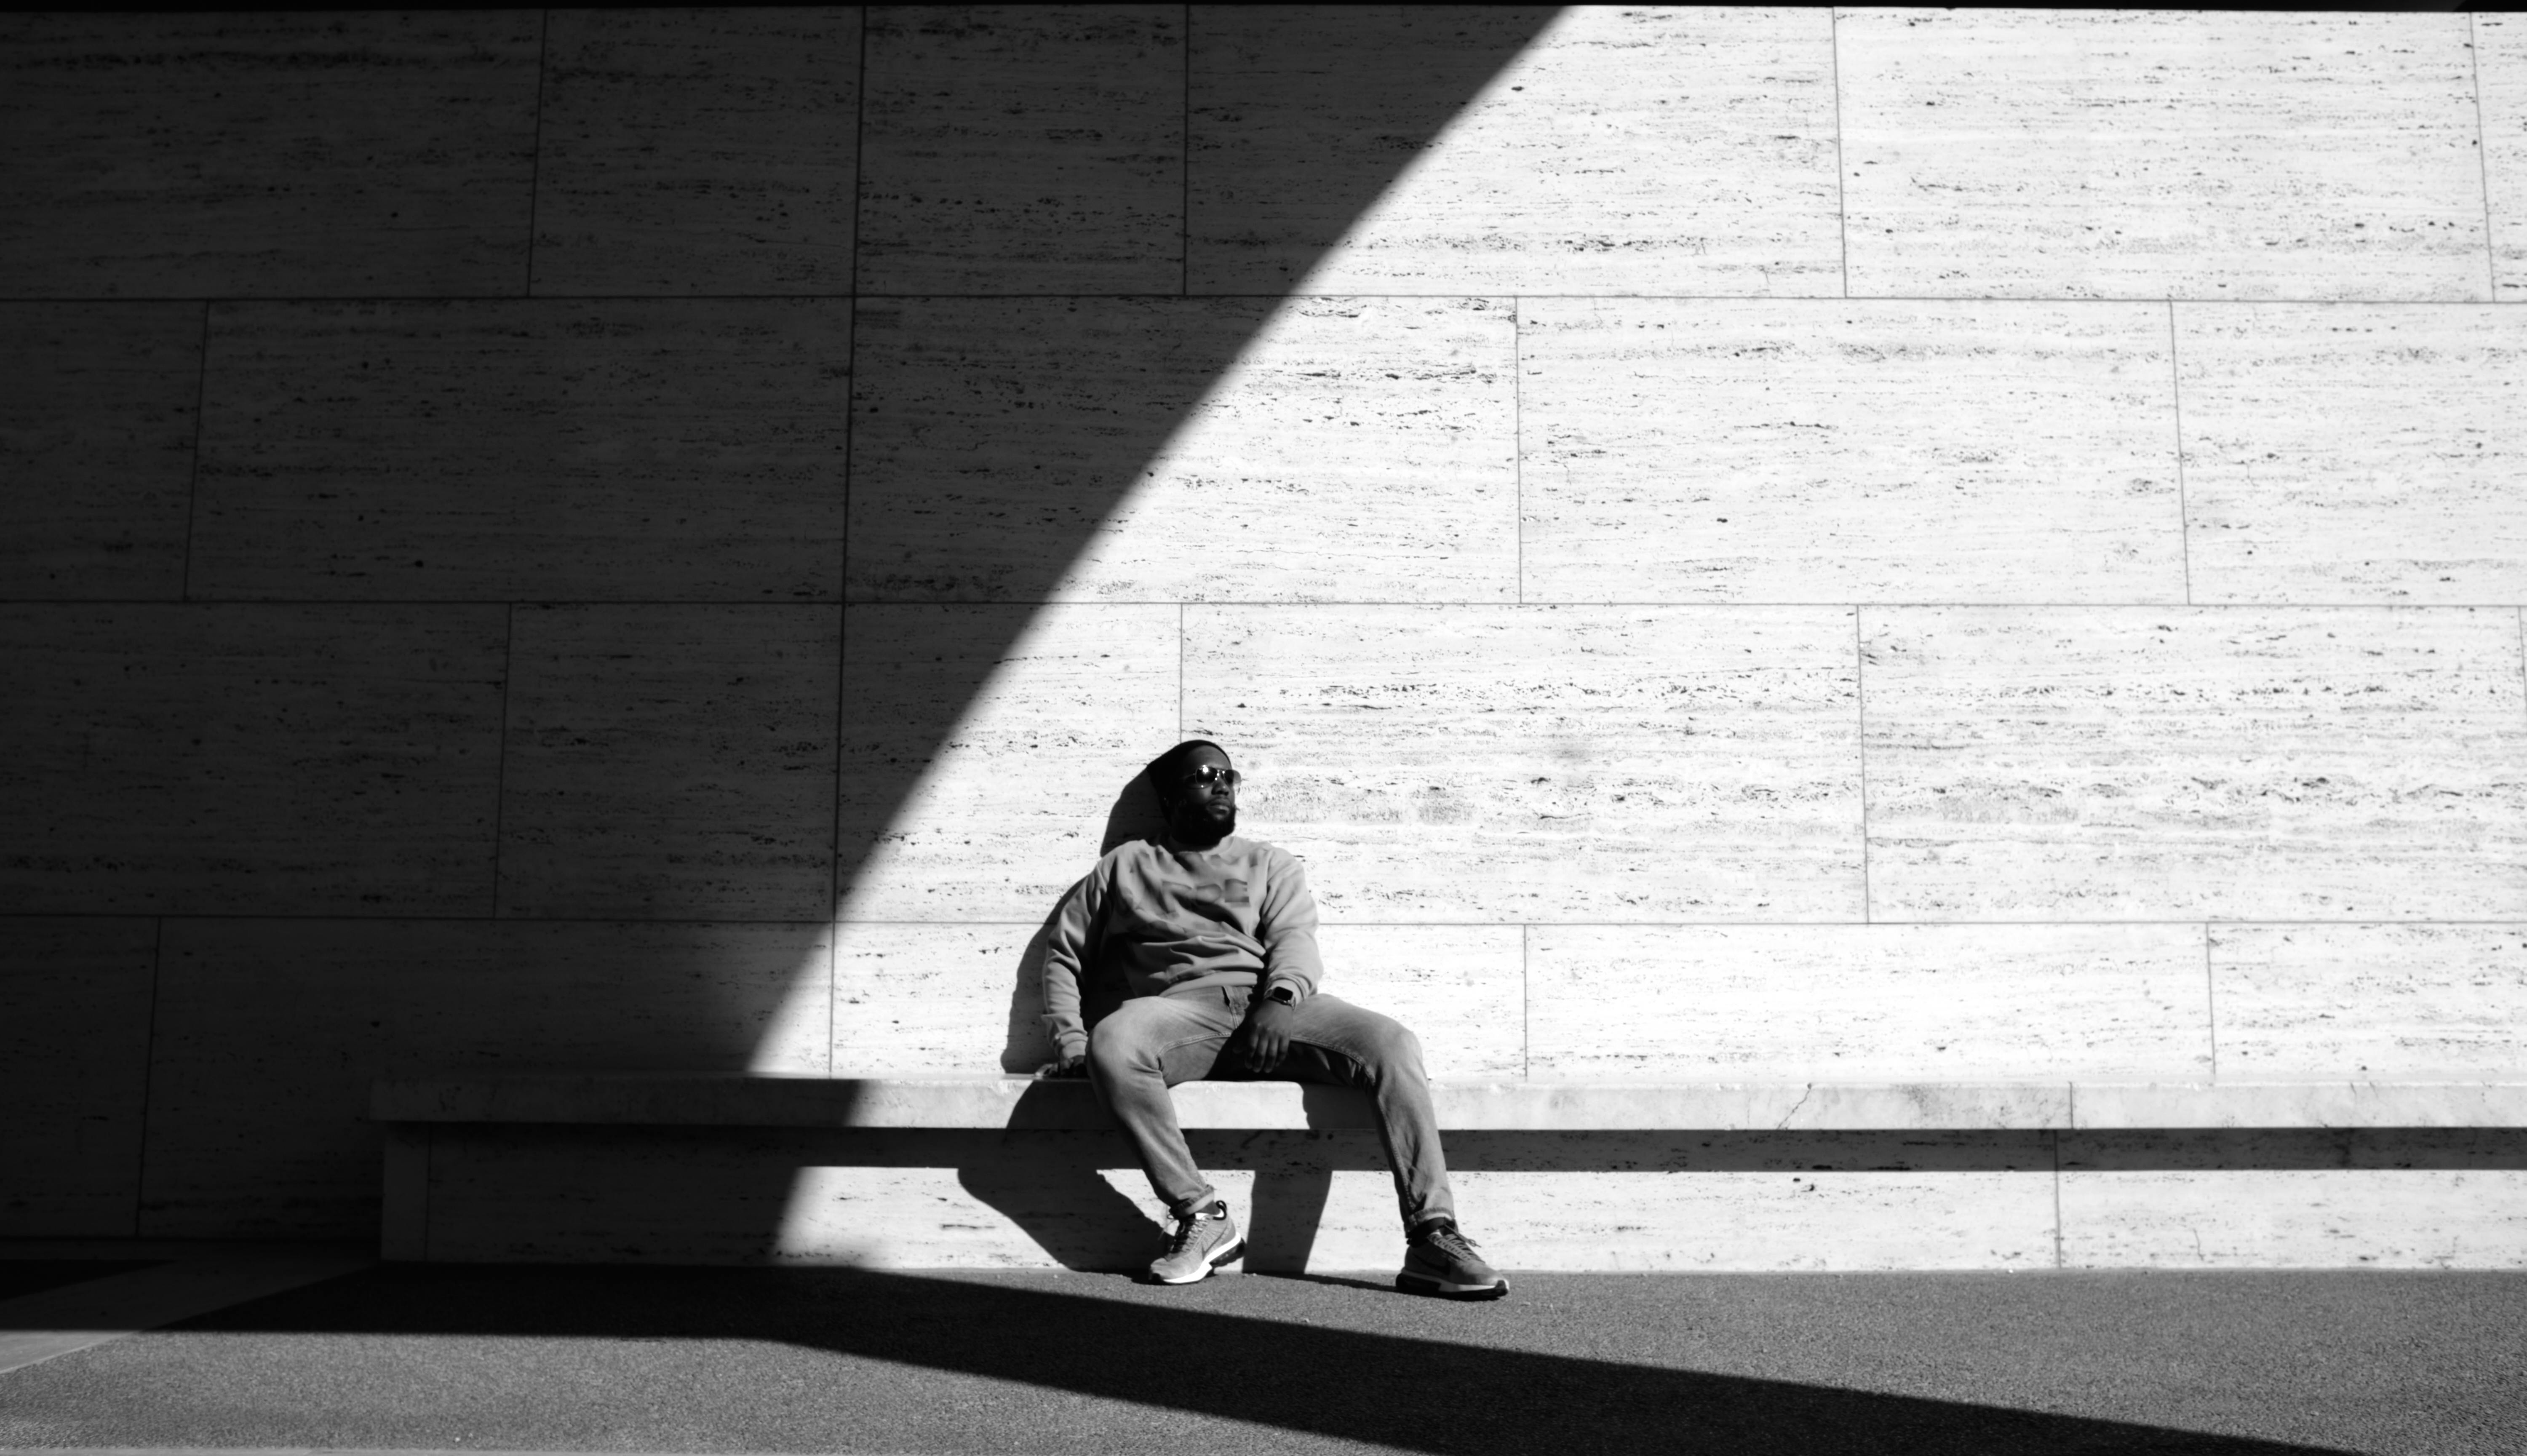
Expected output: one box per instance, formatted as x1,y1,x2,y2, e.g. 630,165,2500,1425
372,1075,2527,1272
373,1073,2527,1132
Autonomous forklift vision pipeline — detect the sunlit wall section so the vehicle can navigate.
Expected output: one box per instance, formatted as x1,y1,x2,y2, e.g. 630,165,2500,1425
807,7,2527,1269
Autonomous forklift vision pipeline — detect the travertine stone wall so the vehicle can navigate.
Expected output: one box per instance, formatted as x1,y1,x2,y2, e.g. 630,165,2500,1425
3,6,2524,1248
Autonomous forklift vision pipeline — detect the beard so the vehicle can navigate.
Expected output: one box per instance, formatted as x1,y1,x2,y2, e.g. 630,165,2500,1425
1173,799,1236,841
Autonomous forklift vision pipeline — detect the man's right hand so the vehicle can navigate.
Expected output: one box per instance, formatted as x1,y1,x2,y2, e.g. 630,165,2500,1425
1036,1054,1089,1080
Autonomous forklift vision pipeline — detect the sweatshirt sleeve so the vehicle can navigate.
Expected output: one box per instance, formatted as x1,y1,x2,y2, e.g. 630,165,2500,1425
1039,863,1108,1061
1255,850,1324,1001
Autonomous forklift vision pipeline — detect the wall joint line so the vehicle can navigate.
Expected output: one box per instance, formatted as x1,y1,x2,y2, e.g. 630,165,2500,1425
1854,608,1870,924
487,602,517,919
2203,922,2219,1080
1829,7,1850,299
2168,300,2193,605
1512,296,1525,605
1180,2,1191,298
2050,1128,2065,1271
178,301,211,602
132,915,167,1237
1520,924,1531,1081
2472,15,2500,301
523,8,550,299
850,12,868,301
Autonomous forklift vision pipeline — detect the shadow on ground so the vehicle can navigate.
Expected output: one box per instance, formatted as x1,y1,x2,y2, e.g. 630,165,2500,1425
0,1263,2430,1455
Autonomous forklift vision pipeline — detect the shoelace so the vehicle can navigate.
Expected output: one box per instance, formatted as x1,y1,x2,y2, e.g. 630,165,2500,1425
1166,1205,1220,1255
1417,1222,1483,1262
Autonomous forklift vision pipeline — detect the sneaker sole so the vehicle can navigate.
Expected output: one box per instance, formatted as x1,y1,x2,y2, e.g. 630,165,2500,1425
1150,1238,1245,1285
1395,1270,1509,1301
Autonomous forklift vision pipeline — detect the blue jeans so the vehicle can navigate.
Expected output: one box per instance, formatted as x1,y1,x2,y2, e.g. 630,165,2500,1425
1085,983,1456,1228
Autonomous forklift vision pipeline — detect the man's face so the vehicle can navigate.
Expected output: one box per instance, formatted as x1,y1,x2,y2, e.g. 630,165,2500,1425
1165,745,1239,840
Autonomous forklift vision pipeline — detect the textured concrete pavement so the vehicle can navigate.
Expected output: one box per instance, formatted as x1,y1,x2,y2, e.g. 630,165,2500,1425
2,1264,2524,1454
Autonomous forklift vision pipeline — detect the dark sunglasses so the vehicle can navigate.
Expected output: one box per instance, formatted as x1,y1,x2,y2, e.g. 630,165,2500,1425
1178,765,1241,792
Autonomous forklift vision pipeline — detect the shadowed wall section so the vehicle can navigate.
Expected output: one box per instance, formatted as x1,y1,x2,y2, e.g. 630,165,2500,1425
0,4,1559,1240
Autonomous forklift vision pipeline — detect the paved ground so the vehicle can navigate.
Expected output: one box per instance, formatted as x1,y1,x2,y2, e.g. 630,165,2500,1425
1,1264,2523,1455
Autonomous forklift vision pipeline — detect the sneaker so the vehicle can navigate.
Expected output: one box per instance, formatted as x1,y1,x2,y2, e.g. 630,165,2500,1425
1397,1217,1508,1300
1148,1199,1244,1284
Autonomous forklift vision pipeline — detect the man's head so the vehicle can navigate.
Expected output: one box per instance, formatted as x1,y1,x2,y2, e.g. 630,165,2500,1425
1149,739,1238,846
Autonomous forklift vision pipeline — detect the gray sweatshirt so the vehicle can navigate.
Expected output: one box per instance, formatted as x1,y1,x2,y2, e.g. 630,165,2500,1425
1040,834,1325,1060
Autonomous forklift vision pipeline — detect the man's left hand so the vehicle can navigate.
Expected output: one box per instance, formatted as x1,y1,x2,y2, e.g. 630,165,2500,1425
1241,998,1300,1073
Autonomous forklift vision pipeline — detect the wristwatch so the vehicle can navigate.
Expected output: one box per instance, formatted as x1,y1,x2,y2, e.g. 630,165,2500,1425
1264,984,1297,1006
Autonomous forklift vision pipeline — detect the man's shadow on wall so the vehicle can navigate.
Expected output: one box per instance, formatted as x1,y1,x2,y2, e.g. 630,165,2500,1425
956,767,1346,1274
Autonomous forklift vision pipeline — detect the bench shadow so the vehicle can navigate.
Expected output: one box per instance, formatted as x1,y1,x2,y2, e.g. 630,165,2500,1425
951,1125,2527,1279
952,1083,1350,1276
956,1124,2070,1277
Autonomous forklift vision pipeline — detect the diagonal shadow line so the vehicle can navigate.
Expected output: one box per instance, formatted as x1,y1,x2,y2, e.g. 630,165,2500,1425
17,1264,2356,1456
422,10,1569,1121
298,8,1567,1243
822,2,1563,967
790,8,1570,1263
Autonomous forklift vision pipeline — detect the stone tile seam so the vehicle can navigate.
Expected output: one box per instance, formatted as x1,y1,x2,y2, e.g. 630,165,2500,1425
419,1122,436,1264
2203,923,2219,1082
33,914,2524,929
1855,608,1871,925
131,915,165,1240
2472,14,2500,302
487,603,515,921
20,601,2527,612
1512,294,1524,606
521,7,549,299
830,268,857,943
7,602,863,611
49,914,857,927
175,302,210,604
847,8,868,302
12,294,2525,306
936,601,2527,614
1829,5,1850,301
1178,0,1190,299
1239,294,2523,306
2167,300,2193,606
823,917,2527,927
2050,1127,2065,1269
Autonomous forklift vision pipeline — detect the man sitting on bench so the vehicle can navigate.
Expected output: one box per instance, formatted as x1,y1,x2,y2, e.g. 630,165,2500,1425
1038,738,1508,1299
